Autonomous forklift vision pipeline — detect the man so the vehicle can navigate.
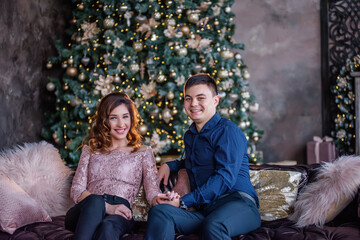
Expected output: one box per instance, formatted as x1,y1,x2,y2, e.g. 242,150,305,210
145,73,260,239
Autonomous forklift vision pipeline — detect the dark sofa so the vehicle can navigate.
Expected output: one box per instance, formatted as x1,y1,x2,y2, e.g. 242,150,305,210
1,164,360,240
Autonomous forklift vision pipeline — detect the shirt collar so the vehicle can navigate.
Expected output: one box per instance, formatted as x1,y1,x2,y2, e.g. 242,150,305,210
189,112,221,134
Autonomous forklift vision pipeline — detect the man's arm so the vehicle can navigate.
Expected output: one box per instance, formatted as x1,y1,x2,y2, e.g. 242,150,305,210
181,127,247,208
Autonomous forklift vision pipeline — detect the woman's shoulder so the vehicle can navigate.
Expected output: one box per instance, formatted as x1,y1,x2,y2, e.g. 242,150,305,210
137,145,152,152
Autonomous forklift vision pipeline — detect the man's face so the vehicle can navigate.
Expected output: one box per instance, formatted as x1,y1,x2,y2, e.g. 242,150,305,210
184,84,219,130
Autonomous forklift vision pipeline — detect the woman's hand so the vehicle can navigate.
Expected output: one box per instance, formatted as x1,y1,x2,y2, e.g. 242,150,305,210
152,191,180,206
105,202,132,220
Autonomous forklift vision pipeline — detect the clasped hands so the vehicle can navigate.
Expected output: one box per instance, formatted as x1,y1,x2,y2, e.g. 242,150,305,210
105,202,132,220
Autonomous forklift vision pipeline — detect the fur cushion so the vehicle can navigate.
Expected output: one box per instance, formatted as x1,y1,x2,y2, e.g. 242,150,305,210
0,174,51,234
0,141,74,217
289,155,360,227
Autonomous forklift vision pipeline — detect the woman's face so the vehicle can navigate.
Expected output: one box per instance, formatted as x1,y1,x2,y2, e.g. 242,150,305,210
108,104,131,145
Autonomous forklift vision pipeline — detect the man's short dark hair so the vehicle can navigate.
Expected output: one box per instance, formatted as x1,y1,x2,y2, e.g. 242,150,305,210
184,73,218,96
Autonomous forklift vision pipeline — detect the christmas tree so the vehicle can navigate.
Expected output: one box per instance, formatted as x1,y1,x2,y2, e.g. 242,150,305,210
331,55,360,155
42,0,263,166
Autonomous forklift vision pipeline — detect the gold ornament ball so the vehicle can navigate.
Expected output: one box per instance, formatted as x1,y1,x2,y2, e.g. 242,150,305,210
171,108,178,116
138,124,148,135
136,15,147,24
103,17,115,29
66,66,78,77
165,18,176,26
105,37,112,45
68,57,74,65
167,101,174,108
71,18,77,24
167,91,175,100
156,73,166,83
175,7,182,14
52,132,58,140
63,84,69,91
253,136,259,142
130,62,140,74
81,56,90,66
46,62,53,69
229,93,239,101
114,74,121,83
133,41,143,52
235,53,242,60
193,63,202,74
78,72,86,82
75,35,82,43
177,47,188,56
153,11,161,20
61,62,68,69
217,69,229,79
46,82,55,92
169,71,177,78
220,49,234,60
162,108,172,123
119,5,128,12
77,3,84,10
85,109,92,115
239,122,246,129
243,70,250,80
187,12,199,23
181,25,190,35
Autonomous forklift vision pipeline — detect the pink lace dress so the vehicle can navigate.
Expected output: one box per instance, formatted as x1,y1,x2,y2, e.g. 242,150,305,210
70,145,161,206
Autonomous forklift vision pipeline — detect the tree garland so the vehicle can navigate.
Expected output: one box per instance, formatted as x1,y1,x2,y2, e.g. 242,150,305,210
331,54,360,155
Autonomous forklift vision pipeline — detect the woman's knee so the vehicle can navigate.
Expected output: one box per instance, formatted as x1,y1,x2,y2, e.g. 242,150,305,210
83,194,105,210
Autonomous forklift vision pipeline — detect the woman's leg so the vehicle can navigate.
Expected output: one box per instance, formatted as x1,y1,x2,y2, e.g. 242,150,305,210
65,194,106,240
93,215,134,240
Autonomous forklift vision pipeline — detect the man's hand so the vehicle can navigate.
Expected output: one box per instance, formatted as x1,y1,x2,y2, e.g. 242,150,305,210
152,191,180,207
158,164,170,186
105,203,132,220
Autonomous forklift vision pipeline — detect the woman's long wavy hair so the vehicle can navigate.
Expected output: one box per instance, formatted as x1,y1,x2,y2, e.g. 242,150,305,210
86,92,142,153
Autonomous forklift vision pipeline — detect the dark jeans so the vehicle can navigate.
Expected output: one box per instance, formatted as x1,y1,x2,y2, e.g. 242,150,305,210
65,194,134,240
145,191,261,240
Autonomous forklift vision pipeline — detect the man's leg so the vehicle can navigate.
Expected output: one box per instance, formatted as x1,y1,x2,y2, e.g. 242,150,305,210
145,204,204,240
201,192,261,240
92,214,134,240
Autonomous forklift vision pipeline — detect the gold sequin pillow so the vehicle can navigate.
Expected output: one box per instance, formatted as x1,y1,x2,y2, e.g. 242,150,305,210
132,185,150,221
250,170,302,221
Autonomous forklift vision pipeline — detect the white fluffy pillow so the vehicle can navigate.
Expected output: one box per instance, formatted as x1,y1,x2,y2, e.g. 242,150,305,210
0,141,74,217
289,155,360,227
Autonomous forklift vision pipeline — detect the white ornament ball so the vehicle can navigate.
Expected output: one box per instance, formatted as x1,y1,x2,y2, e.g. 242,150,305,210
78,72,86,82
239,122,246,129
225,6,231,13
217,69,229,79
46,82,55,92
130,62,140,74
114,74,121,83
187,12,199,23
167,91,175,100
177,47,188,56
133,41,143,52
103,17,115,29
162,108,172,123
243,70,250,80
138,124,148,135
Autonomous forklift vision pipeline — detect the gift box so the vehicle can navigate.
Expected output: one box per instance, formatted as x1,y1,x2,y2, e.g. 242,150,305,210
306,136,336,165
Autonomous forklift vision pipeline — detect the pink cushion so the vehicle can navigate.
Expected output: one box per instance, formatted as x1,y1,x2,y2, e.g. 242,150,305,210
0,175,51,234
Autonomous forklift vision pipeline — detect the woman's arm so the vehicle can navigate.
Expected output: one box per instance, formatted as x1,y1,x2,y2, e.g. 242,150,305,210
142,147,162,206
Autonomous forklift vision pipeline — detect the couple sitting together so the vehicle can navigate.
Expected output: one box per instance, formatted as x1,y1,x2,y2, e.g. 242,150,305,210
65,73,261,240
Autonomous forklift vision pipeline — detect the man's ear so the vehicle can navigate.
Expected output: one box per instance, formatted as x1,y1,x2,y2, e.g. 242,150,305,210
214,95,220,107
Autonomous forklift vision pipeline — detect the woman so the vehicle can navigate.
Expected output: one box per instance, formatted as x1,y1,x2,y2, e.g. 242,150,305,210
65,92,162,240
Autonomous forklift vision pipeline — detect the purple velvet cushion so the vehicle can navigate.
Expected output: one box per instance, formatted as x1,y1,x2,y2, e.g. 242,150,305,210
0,175,51,234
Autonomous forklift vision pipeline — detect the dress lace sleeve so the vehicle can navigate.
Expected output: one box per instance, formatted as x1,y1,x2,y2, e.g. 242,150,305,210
70,145,91,203
142,147,161,205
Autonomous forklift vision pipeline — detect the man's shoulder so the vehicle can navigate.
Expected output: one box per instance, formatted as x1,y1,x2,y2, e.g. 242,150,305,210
218,117,241,130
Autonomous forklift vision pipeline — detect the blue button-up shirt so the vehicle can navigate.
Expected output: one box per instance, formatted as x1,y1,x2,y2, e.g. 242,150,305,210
167,113,259,209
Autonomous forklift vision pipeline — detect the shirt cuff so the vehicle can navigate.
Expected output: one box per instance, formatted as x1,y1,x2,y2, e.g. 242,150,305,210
181,192,196,208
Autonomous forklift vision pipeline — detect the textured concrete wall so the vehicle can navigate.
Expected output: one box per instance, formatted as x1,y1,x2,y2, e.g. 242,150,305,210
0,0,321,163
233,0,322,163
0,0,70,149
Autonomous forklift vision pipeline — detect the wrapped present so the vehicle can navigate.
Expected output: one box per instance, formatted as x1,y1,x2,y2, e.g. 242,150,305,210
306,136,336,165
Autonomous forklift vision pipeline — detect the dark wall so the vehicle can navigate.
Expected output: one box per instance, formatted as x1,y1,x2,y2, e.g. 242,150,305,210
0,0,322,163
0,0,71,149
233,0,322,163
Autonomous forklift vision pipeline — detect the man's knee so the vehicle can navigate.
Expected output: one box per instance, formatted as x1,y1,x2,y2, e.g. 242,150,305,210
202,218,228,236
148,204,174,220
